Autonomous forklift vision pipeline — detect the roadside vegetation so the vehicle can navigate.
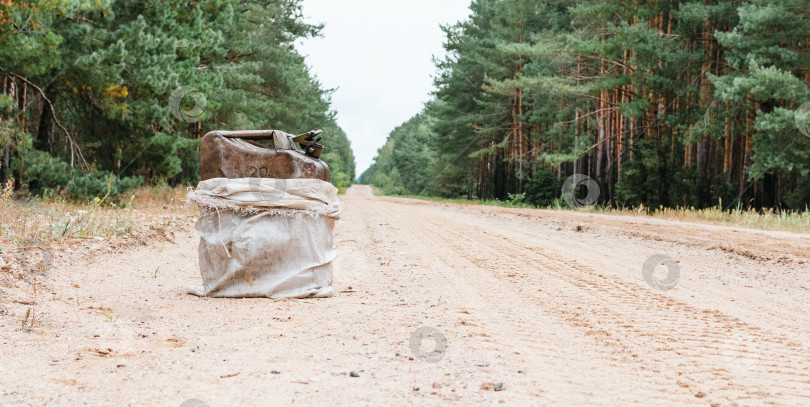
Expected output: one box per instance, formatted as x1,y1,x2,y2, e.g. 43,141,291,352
0,0,356,203
361,0,810,213
375,187,810,233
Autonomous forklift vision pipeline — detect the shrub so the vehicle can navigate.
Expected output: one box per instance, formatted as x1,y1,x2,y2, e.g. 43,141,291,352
16,149,142,202
524,167,560,207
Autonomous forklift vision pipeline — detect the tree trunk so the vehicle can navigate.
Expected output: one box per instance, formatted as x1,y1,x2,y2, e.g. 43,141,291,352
1,142,9,185
36,82,57,154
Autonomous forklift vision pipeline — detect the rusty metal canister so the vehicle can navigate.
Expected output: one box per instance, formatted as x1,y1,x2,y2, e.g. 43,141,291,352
200,130,330,182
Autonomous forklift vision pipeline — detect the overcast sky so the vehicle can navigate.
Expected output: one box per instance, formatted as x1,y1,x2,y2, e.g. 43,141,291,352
297,0,472,177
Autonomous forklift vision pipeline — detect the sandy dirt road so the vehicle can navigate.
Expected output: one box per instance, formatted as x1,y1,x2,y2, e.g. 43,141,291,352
2,185,810,406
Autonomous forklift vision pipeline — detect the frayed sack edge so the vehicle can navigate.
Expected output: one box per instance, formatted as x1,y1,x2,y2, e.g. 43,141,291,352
185,191,332,218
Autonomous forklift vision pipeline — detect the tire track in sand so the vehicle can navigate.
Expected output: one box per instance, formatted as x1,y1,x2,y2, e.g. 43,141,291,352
352,190,810,406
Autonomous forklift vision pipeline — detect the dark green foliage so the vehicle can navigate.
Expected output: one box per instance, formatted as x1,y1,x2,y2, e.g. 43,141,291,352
365,0,810,212
785,182,810,210
17,149,142,201
615,153,654,209
66,173,143,202
360,112,442,196
0,0,355,200
524,167,559,207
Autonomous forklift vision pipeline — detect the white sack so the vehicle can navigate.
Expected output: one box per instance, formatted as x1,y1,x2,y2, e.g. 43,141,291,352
185,178,341,299
187,178,342,217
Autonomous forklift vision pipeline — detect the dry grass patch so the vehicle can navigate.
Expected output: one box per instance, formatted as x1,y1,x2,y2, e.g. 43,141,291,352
0,184,195,276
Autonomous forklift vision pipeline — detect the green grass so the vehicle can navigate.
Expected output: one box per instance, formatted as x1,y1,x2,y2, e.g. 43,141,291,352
372,187,810,233
373,186,534,209
637,204,810,232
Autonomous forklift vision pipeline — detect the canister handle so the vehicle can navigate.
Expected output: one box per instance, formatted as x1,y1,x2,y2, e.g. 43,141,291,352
211,130,295,151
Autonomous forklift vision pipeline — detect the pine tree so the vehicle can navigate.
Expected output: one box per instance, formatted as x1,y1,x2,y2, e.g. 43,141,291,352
0,0,356,199
365,0,810,211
